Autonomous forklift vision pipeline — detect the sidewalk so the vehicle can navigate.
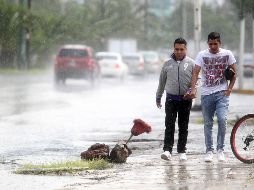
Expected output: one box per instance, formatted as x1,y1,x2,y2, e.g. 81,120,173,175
60,102,254,190
233,77,254,94
57,91,254,190
60,141,254,190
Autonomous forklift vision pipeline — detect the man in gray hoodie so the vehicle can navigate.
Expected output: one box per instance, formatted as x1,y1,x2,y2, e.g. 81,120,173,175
156,38,195,161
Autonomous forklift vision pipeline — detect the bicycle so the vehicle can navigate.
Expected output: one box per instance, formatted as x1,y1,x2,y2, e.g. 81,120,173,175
230,114,254,164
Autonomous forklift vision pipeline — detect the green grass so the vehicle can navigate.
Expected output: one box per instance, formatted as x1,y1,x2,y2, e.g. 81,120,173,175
14,159,112,175
194,117,204,124
0,68,49,75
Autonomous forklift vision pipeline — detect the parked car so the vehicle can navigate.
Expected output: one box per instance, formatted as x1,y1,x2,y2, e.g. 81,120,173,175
139,51,161,73
95,52,128,80
122,53,145,75
54,44,99,84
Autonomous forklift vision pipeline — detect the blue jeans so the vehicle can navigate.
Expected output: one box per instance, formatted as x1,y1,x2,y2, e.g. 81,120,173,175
201,91,229,152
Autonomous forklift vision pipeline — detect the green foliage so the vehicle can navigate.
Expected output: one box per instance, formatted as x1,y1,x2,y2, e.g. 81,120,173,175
0,0,19,50
83,0,142,50
1,0,254,68
168,1,240,50
88,158,112,170
166,1,194,41
29,0,143,55
14,159,112,175
230,0,254,50
231,0,254,18
201,4,239,48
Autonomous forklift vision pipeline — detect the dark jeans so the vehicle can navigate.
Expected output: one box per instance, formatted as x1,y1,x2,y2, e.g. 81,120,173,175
163,98,192,153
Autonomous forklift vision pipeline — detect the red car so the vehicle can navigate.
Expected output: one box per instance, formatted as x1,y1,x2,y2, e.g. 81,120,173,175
54,44,100,84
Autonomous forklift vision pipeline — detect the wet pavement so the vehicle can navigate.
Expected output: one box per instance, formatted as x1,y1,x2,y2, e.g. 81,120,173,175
0,70,254,190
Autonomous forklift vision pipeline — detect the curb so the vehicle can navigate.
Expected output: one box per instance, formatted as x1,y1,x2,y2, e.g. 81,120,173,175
232,89,254,95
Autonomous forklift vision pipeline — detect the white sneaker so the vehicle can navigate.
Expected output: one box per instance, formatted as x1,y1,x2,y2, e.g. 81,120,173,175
204,151,213,162
161,151,171,160
179,153,187,161
217,150,225,162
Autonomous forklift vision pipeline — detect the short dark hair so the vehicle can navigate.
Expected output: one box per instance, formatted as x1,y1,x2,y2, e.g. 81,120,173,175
208,32,221,42
174,38,187,47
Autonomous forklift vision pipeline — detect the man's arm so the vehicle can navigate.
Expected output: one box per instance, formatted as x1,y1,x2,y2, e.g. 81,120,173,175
189,65,201,99
156,67,167,109
224,63,236,96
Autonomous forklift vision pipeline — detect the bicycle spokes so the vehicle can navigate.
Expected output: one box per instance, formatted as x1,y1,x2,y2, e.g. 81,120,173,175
230,114,254,164
243,134,254,151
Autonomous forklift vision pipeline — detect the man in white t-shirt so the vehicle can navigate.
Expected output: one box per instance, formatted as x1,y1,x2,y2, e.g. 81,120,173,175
188,32,236,162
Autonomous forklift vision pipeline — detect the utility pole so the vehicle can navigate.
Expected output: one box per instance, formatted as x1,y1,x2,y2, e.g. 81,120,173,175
100,0,106,19
17,0,30,70
182,0,187,39
252,12,254,85
144,0,148,48
194,0,202,55
27,0,31,69
238,0,245,90
193,0,202,110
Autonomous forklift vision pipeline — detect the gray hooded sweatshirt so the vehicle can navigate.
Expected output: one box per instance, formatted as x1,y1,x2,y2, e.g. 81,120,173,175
156,55,195,102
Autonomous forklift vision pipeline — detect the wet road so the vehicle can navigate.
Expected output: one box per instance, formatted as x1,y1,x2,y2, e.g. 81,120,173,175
0,71,164,189
0,71,163,156
0,70,254,190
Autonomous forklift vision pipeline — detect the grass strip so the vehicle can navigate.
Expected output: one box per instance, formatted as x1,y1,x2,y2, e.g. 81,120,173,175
0,68,49,75
233,89,254,95
14,159,112,175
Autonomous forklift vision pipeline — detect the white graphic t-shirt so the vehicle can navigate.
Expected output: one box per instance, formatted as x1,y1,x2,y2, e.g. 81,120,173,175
195,48,236,95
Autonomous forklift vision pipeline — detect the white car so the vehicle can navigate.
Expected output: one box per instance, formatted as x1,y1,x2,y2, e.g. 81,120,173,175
139,51,161,73
122,53,145,75
96,52,128,80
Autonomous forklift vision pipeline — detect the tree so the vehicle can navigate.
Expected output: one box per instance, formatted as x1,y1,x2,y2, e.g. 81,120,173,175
3,1,246,69
168,1,239,49
0,0,19,67
83,0,142,51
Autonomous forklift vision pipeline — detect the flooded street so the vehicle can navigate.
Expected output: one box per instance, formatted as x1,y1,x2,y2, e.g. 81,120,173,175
0,70,254,190
2,1,254,190
0,71,160,161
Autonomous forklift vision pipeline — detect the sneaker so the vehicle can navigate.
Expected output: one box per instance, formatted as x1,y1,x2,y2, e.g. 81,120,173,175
179,153,187,161
217,150,225,162
204,151,213,162
161,151,171,160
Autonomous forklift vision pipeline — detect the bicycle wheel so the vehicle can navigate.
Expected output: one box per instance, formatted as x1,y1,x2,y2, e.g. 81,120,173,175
230,114,254,164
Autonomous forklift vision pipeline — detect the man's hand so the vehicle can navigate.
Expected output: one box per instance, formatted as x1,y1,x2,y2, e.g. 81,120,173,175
224,89,232,96
156,101,162,109
183,92,191,100
184,89,197,99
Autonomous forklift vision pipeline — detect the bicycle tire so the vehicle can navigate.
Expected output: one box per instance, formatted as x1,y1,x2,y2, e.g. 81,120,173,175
230,114,254,164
